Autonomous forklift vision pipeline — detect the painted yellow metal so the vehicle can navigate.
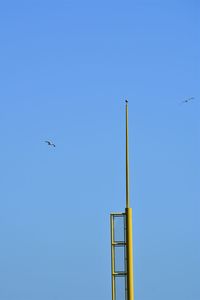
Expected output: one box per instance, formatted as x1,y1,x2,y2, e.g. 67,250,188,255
126,100,130,209
126,208,134,300
110,214,115,300
110,101,134,300
110,213,127,300
126,101,134,300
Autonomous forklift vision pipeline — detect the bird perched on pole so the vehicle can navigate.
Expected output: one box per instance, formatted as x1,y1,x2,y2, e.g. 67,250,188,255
45,140,56,147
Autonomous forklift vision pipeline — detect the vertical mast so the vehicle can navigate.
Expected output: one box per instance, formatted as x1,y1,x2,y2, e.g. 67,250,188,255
110,101,134,300
125,100,134,300
126,100,130,208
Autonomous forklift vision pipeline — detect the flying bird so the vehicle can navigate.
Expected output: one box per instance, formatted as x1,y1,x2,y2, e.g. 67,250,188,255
45,140,56,147
181,97,195,104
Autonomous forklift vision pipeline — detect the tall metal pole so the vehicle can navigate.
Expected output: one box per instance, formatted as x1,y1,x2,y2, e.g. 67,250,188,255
126,100,130,208
125,100,134,300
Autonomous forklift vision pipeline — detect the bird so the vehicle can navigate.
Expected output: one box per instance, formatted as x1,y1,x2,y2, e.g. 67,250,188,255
125,99,128,103
45,140,56,147
181,97,195,104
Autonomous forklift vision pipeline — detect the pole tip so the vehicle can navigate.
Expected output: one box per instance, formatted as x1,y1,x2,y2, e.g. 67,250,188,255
125,99,128,104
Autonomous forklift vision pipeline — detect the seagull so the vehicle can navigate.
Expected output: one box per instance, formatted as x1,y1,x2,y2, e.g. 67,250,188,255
45,140,56,147
181,97,195,104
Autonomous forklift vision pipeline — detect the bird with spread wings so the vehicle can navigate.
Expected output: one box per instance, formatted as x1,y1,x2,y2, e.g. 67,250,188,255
45,140,56,147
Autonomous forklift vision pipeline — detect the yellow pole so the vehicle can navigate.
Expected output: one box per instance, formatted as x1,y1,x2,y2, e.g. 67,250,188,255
125,100,134,300
110,215,115,300
126,100,130,208
126,207,134,300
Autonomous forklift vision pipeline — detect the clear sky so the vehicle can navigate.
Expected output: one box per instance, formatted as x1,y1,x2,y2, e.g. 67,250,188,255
0,1,199,300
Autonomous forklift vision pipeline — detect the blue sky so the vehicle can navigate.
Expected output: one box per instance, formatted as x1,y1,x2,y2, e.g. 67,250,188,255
0,1,199,299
